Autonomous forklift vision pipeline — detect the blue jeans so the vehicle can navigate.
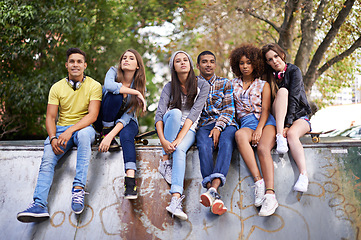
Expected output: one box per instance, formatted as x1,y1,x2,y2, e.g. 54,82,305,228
33,125,96,207
93,92,125,131
162,109,196,195
95,92,139,171
119,119,139,171
196,123,236,188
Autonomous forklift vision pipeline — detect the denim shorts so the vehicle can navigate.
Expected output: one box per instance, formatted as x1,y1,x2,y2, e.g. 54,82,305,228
299,115,312,131
239,113,276,130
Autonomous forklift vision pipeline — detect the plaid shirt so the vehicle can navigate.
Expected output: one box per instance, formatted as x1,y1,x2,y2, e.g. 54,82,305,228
197,74,236,131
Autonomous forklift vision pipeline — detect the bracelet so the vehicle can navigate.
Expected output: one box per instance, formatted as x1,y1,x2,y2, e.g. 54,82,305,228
50,136,57,144
266,188,275,193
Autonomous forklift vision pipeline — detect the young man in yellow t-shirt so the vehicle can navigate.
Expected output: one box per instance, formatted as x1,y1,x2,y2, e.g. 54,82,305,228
17,48,102,222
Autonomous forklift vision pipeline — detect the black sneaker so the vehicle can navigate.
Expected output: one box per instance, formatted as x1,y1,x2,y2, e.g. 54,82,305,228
102,127,120,151
124,176,138,199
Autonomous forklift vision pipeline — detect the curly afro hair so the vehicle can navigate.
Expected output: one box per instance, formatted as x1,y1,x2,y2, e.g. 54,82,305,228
229,44,264,78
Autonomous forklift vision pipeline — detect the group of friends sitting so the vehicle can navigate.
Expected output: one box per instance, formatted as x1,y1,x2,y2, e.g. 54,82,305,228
17,43,311,224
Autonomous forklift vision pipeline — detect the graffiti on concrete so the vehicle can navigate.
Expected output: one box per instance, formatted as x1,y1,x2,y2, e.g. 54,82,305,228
31,148,361,240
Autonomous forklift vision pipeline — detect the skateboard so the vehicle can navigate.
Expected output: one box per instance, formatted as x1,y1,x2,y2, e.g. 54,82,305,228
305,129,335,143
135,130,157,145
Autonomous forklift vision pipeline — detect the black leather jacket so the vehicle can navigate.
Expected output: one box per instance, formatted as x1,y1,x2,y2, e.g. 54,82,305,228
277,63,311,126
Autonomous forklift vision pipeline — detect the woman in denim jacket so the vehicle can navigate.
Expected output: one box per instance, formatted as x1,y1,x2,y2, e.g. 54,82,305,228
97,49,146,199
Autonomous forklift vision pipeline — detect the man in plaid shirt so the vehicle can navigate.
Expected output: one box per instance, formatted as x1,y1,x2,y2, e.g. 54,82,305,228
196,51,237,215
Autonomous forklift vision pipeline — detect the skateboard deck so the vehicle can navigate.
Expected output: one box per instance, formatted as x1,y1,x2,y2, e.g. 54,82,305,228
134,130,157,145
305,129,335,143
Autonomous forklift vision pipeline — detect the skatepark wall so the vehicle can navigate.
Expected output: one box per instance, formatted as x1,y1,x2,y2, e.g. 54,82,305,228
0,139,360,240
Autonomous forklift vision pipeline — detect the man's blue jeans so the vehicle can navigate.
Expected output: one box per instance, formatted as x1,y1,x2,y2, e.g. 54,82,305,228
196,123,236,188
162,109,196,195
33,125,95,207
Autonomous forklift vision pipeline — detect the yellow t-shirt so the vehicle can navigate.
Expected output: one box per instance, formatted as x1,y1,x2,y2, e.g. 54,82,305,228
48,76,102,126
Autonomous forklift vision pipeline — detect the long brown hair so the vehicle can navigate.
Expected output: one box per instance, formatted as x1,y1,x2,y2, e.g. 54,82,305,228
169,51,197,109
116,49,146,116
261,43,287,101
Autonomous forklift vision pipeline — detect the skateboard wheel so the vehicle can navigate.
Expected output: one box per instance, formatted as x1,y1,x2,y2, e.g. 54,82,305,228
312,136,320,143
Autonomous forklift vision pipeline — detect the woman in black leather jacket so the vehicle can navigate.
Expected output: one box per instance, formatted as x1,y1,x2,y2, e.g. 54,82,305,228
261,43,311,193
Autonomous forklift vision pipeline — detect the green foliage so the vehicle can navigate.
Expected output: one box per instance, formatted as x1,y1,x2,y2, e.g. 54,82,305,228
174,0,361,111
0,0,188,139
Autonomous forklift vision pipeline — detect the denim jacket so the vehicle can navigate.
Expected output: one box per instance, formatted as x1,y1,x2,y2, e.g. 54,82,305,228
103,67,138,127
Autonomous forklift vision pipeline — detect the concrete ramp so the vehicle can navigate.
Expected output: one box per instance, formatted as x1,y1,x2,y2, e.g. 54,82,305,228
0,140,360,239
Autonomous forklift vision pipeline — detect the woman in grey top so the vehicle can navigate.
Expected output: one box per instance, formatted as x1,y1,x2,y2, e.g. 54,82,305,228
155,51,209,220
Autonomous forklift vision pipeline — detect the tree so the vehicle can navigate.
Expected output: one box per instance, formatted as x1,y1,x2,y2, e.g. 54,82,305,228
170,0,361,109
0,0,190,139
240,0,361,99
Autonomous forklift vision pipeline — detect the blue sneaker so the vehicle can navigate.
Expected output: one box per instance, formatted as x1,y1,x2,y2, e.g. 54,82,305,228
17,202,50,223
71,188,88,214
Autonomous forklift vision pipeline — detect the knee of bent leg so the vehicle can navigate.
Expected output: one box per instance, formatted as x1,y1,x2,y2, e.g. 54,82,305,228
286,128,298,141
77,127,94,141
39,158,56,172
168,108,182,119
257,143,270,156
277,87,289,97
197,138,212,152
235,129,249,144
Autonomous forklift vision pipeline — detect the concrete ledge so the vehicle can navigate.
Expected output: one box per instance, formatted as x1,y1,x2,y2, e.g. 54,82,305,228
1,140,361,239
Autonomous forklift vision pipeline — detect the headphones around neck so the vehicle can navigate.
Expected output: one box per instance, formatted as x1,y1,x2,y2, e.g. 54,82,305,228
273,64,287,80
66,76,86,91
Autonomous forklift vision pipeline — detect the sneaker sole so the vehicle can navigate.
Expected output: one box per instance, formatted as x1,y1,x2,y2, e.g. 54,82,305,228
211,200,227,215
72,208,84,215
259,202,279,217
277,148,288,154
17,213,50,223
108,146,120,152
124,194,138,200
254,199,264,207
293,186,307,192
200,194,213,207
166,207,188,221
174,213,188,221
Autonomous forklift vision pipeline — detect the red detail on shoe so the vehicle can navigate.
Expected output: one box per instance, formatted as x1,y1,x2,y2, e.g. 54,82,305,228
200,194,212,207
211,200,227,215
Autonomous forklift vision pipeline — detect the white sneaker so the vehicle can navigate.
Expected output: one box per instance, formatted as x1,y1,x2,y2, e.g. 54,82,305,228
254,179,265,207
166,196,188,220
158,159,172,184
276,134,288,154
293,174,308,192
259,194,279,216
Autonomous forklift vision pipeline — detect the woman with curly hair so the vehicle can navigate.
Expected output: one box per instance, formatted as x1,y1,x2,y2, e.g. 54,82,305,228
97,49,147,200
261,43,311,193
230,44,278,216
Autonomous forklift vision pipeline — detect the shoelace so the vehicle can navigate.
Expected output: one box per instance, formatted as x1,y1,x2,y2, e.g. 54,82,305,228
253,183,265,198
25,202,37,210
176,195,185,210
72,190,88,204
170,195,186,217
165,162,172,177
262,197,269,208
212,191,221,200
